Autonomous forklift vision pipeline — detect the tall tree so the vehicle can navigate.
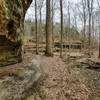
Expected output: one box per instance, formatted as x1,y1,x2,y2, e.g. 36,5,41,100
92,13,95,45
46,0,53,56
82,0,87,47
35,0,39,54
97,0,100,58
68,1,71,49
99,25,100,58
77,0,88,48
68,1,70,29
52,0,54,48
38,0,44,52
60,0,63,58
87,0,94,54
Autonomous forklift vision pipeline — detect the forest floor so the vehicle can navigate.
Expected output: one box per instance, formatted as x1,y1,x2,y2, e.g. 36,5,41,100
0,42,100,100
25,43,100,100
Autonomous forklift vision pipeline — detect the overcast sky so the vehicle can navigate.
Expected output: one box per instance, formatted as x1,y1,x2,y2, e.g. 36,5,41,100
25,0,83,31
25,0,80,21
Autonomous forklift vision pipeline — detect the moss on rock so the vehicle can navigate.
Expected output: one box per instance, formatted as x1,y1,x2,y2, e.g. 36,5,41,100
0,0,32,66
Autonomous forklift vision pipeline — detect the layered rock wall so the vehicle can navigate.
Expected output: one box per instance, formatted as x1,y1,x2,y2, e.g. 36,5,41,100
0,0,32,66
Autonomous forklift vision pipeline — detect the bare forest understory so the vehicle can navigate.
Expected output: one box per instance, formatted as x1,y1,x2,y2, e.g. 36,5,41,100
1,0,100,100
0,41,100,100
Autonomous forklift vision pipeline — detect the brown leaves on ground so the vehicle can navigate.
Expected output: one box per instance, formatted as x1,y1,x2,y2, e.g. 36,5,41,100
26,55,90,100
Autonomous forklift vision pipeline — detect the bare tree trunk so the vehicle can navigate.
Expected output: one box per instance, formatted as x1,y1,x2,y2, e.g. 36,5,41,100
39,8,42,52
99,26,100,58
87,0,93,55
97,0,100,58
52,0,54,49
83,6,86,48
83,16,86,48
82,0,86,48
46,0,53,56
92,14,95,47
88,12,91,50
68,1,71,50
60,0,63,58
40,10,42,51
35,0,39,54
39,0,44,53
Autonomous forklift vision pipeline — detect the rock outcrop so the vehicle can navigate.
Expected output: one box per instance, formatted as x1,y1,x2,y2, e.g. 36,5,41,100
0,0,32,66
0,56,43,100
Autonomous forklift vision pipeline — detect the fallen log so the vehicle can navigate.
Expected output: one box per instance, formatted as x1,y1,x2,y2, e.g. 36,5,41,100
76,59,100,70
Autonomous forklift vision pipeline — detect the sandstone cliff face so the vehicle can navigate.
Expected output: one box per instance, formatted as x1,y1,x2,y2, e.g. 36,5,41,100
0,0,32,66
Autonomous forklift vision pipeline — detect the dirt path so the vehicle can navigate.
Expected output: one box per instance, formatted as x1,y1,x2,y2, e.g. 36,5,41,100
26,50,100,100
26,55,90,100
0,44,99,100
